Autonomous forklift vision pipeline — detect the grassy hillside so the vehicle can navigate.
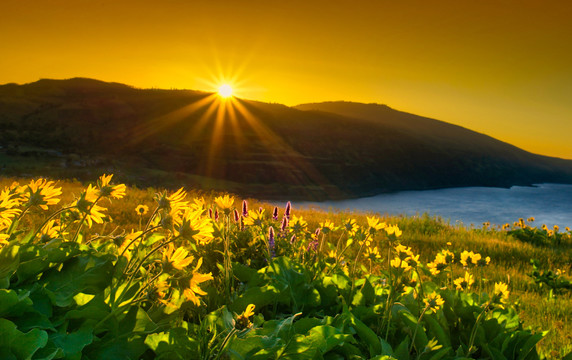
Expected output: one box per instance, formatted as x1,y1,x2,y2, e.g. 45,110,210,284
2,79,572,200
1,176,570,358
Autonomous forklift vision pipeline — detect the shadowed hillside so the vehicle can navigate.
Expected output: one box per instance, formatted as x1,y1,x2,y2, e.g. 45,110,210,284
1,78,572,200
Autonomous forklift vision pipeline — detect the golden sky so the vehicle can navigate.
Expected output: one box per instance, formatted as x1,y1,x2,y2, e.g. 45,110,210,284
2,0,572,158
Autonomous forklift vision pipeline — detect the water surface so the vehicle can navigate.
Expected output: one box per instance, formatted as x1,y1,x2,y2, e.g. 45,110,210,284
300,183,572,228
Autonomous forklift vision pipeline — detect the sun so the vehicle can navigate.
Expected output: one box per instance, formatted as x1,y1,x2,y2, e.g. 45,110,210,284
218,84,233,98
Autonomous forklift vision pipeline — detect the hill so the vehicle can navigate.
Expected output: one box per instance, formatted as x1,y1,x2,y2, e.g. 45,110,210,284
1,78,572,200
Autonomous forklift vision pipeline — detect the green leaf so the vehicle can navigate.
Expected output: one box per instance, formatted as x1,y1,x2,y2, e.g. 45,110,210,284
49,326,93,360
398,309,428,352
0,245,20,288
0,318,48,360
0,289,34,317
231,284,280,313
343,307,382,357
306,325,354,354
42,253,114,307
145,327,200,359
423,313,451,349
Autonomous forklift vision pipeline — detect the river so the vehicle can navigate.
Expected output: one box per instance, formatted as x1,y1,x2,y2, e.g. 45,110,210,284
299,183,572,229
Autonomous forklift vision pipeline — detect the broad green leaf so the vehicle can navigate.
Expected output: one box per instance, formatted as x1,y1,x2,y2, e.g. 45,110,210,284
42,253,114,307
230,284,280,313
398,309,428,352
423,314,451,349
49,326,93,360
0,245,19,288
0,318,48,360
306,325,353,354
145,327,200,359
0,289,34,317
343,307,382,357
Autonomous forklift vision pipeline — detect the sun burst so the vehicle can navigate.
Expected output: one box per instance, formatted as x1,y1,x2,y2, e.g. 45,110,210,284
218,84,233,98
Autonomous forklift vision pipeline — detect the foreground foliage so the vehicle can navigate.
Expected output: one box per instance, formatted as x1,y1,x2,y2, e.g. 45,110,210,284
0,176,570,359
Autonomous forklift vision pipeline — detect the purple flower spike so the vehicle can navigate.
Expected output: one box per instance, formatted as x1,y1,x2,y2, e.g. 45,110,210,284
281,216,289,232
314,228,321,238
268,226,276,258
290,234,296,244
214,209,219,222
208,208,213,219
285,201,292,219
242,200,248,217
273,206,279,220
233,209,240,223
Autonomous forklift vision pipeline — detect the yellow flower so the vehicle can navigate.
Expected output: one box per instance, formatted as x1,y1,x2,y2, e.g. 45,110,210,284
289,215,308,233
553,225,559,232
460,250,481,267
424,292,445,313
391,257,411,272
527,217,535,222
39,219,62,242
385,225,402,237
183,258,214,306
405,253,420,269
75,188,108,228
22,178,62,210
155,188,188,212
135,204,149,216
366,216,386,235
427,260,447,276
476,256,491,267
117,230,142,260
364,246,381,261
214,194,235,213
394,244,413,260
494,282,510,302
243,209,265,227
454,271,474,291
235,304,256,329
0,195,21,231
163,243,195,271
566,227,570,232
0,234,9,248
319,220,335,234
343,219,359,236
174,207,214,245
97,174,126,199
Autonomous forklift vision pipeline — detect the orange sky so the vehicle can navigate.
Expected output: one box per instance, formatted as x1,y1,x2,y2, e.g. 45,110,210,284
2,0,572,158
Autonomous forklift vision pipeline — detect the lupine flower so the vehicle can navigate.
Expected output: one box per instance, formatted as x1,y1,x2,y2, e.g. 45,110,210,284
424,292,445,312
281,216,289,231
214,209,219,222
208,208,213,218
272,206,279,220
233,209,240,223
242,200,248,217
268,226,276,258
290,234,296,244
284,201,292,219
135,205,149,216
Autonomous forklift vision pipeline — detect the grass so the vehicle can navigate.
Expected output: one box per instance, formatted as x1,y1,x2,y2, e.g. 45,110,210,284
1,176,571,358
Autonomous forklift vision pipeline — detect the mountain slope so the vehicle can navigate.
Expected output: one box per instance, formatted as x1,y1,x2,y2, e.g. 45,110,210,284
1,78,572,200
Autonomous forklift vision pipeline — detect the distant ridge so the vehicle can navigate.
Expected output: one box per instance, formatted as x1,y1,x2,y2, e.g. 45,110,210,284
1,78,572,200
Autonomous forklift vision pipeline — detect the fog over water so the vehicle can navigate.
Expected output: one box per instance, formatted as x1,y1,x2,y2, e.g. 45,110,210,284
300,183,572,229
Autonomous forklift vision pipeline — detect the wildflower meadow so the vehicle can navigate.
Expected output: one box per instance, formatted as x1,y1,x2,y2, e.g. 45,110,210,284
0,176,570,359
